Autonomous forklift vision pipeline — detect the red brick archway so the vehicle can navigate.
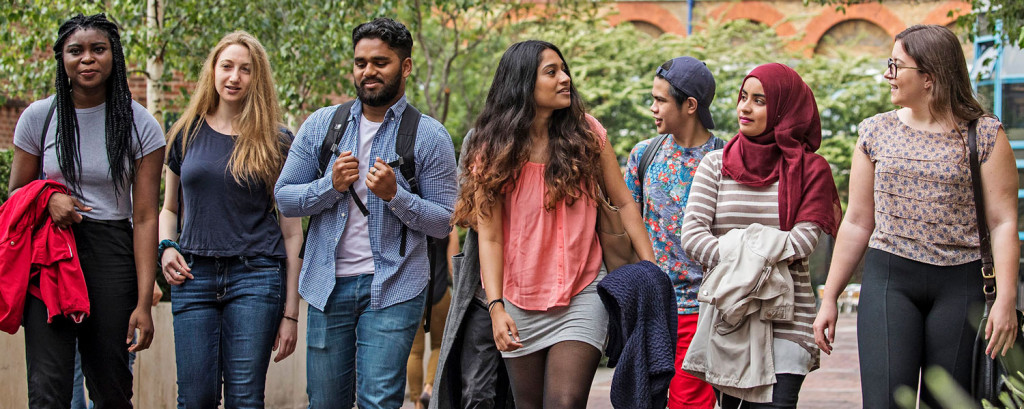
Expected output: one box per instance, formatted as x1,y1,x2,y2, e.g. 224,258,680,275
607,2,687,36
708,2,798,39
799,3,905,56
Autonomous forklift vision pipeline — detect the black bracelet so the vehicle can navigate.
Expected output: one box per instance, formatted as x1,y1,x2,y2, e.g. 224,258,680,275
283,315,298,322
486,299,504,312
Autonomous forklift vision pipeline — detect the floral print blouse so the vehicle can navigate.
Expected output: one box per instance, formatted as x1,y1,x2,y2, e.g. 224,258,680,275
858,110,1003,265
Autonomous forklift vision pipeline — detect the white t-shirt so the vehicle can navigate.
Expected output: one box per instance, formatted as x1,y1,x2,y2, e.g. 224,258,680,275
13,95,165,220
334,115,381,277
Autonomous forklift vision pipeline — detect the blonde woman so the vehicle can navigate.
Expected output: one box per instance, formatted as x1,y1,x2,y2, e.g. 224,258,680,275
158,31,302,407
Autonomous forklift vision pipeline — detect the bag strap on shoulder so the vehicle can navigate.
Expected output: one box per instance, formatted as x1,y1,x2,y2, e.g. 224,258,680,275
388,104,422,195
387,105,422,259
384,104,432,332
712,136,726,150
320,101,368,219
636,134,670,205
966,119,995,306
300,101,357,259
38,100,57,180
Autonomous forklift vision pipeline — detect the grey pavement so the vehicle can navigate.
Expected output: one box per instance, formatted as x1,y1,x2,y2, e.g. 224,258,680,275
405,312,862,408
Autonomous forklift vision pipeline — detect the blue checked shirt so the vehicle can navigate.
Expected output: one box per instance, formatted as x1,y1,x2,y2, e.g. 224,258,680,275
275,97,457,311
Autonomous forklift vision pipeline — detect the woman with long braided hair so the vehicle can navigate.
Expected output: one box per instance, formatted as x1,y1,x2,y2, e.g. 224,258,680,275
9,13,164,408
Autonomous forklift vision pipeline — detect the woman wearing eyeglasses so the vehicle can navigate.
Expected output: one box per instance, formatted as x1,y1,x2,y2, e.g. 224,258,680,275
812,24,1018,408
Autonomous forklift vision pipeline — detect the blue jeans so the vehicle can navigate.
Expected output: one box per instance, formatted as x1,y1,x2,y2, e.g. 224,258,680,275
306,274,426,409
171,255,284,409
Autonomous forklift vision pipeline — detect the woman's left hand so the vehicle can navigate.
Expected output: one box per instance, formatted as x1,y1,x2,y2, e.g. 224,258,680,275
986,298,1019,359
273,317,298,362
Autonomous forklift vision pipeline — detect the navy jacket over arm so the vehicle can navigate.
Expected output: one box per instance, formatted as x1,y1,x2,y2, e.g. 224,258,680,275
598,261,678,409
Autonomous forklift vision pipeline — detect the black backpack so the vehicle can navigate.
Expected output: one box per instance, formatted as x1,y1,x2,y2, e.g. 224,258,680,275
636,134,725,212
307,100,442,331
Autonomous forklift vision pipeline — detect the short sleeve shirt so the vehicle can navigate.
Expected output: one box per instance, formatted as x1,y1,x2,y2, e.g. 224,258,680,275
167,120,292,258
625,136,720,314
13,96,165,220
857,110,1002,265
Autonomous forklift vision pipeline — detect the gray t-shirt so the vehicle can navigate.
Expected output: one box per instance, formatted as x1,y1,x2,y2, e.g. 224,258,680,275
13,95,165,220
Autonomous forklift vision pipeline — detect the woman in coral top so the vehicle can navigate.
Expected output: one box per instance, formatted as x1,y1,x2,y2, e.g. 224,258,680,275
452,40,654,408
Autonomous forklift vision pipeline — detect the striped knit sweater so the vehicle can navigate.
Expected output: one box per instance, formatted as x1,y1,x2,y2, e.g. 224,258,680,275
681,151,821,369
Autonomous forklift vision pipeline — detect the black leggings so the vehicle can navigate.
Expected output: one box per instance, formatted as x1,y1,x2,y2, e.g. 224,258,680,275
716,374,805,409
857,248,985,409
24,218,137,409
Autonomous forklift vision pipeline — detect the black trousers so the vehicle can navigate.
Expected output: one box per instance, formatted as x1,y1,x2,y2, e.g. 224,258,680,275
716,374,805,409
454,299,513,409
857,248,985,409
24,218,138,409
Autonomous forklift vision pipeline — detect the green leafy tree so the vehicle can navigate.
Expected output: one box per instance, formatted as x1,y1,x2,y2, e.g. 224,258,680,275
0,0,383,127
393,0,602,151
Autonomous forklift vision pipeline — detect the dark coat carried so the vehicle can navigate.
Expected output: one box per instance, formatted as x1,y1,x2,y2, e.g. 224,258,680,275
430,229,514,409
598,261,677,409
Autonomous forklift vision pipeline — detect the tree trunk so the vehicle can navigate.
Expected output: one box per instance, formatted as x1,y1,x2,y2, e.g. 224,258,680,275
145,0,165,130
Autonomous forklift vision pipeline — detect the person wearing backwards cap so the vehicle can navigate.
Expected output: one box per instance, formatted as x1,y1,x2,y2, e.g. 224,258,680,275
623,56,724,409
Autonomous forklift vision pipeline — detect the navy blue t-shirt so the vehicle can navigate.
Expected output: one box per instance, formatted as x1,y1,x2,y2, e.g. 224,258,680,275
167,121,292,258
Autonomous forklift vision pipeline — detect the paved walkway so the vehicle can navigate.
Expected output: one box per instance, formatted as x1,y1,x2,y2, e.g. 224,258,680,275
405,313,862,408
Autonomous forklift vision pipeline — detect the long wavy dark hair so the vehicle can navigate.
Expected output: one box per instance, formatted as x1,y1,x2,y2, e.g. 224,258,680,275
452,40,602,227
52,13,140,197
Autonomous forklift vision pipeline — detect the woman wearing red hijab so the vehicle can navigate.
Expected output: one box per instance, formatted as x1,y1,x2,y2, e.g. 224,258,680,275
680,63,841,408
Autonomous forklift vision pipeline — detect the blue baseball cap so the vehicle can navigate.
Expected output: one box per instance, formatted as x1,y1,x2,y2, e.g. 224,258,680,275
656,56,716,130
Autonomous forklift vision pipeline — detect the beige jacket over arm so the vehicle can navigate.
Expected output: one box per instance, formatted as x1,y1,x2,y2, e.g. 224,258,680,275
682,223,796,403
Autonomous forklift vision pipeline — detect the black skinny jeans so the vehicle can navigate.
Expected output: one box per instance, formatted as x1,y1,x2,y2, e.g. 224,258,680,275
857,248,985,409
24,218,138,409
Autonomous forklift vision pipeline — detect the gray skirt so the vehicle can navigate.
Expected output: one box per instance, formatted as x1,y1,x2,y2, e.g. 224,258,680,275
501,267,609,358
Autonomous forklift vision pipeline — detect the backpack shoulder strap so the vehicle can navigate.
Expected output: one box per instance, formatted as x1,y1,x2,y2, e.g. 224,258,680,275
712,136,726,150
386,104,422,259
389,104,422,194
637,134,670,206
38,100,57,179
318,100,356,178
389,103,429,329
300,101,357,259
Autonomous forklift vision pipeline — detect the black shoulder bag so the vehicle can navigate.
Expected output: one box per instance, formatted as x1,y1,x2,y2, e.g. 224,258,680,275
969,118,1024,404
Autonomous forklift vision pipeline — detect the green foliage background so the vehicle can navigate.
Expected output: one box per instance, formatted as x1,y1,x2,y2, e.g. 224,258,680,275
0,1,896,210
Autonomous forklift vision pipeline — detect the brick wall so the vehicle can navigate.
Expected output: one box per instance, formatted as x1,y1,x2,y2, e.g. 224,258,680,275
0,102,27,150
0,73,189,151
